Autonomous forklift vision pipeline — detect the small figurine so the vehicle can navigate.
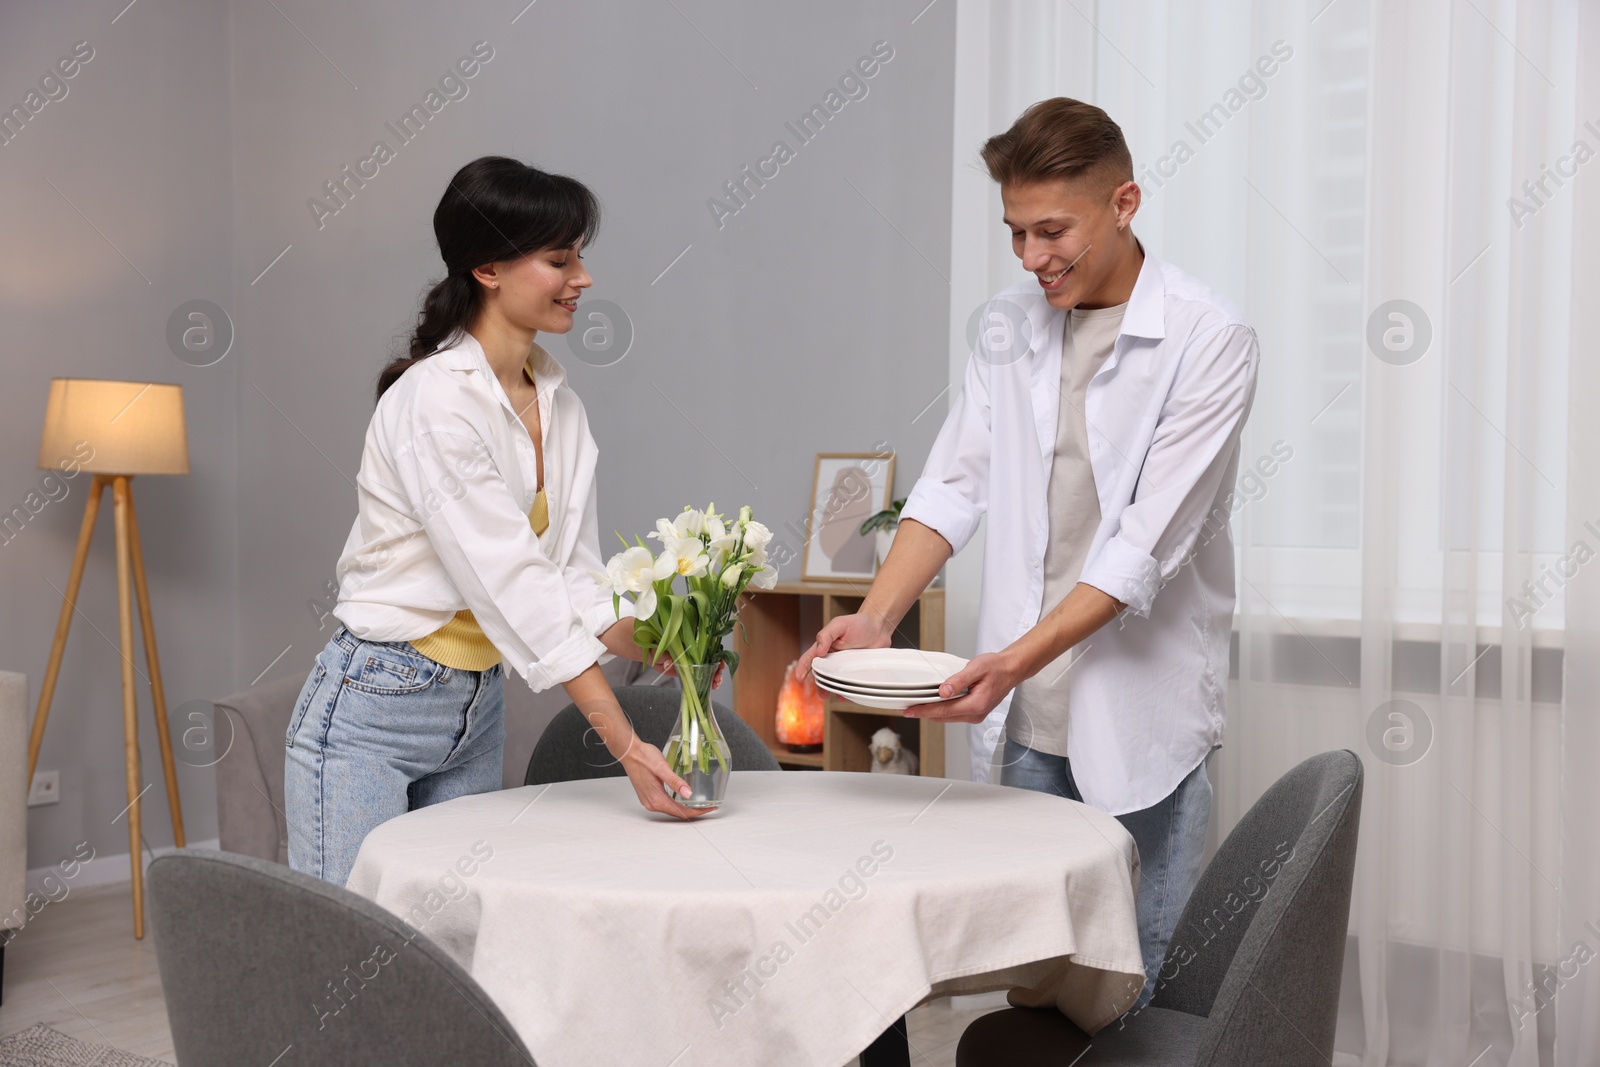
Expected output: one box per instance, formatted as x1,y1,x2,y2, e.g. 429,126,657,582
869,727,918,775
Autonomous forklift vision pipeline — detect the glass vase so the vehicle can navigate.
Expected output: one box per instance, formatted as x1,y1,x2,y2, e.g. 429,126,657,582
662,662,731,808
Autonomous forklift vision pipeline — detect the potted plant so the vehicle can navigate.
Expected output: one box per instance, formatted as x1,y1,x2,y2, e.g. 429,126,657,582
859,498,906,570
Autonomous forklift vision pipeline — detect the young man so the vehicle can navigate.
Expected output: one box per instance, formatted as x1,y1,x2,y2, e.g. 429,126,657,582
798,97,1259,1008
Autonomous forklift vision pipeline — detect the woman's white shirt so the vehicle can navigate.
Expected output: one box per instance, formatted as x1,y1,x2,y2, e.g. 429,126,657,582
332,331,630,693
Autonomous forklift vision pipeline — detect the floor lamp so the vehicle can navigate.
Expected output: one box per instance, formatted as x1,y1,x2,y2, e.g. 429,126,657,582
30,378,190,939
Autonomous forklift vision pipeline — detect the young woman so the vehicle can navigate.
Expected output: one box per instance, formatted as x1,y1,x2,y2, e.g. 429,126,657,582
286,156,702,885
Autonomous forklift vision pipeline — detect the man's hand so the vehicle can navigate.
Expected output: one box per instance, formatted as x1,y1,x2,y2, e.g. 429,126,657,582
797,518,954,679
902,650,1023,724
797,611,893,679
902,585,1123,724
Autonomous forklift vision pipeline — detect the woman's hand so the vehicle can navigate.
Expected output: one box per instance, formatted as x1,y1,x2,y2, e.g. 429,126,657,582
563,662,707,820
600,619,643,662
612,734,710,820
599,619,725,687
654,656,726,688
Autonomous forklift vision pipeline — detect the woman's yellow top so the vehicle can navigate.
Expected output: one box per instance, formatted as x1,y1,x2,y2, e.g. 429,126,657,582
408,489,549,671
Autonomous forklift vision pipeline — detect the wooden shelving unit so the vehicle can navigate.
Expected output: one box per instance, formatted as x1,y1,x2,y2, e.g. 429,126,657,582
730,579,945,777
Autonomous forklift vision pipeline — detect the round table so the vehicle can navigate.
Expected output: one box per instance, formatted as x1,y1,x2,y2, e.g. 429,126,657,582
345,770,1145,1067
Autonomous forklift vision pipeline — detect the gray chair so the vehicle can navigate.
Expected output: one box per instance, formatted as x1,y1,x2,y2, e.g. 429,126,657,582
148,850,534,1066
956,749,1364,1066
525,684,779,785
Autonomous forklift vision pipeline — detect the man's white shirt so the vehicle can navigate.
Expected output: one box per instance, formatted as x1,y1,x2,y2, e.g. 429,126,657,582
902,247,1259,814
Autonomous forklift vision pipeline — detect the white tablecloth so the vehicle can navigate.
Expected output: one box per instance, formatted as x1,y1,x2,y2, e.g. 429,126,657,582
346,771,1144,1067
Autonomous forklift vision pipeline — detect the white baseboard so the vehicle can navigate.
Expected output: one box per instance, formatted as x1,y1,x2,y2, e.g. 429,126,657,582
24,838,220,898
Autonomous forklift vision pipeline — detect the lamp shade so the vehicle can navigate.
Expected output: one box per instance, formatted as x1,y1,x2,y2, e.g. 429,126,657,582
37,378,190,475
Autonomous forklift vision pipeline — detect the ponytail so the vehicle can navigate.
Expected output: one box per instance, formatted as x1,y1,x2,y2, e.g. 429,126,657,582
376,272,481,404
375,155,601,404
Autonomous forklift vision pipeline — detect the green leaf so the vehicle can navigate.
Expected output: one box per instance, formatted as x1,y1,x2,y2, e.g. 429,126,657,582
722,649,741,675
660,595,684,657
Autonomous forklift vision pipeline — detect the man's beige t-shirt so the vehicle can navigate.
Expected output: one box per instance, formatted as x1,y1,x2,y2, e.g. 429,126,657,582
1006,300,1127,757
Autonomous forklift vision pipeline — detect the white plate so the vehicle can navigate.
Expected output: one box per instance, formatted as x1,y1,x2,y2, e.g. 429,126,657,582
811,669,943,695
812,649,968,689
815,677,943,699
813,670,944,694
814,686,959,711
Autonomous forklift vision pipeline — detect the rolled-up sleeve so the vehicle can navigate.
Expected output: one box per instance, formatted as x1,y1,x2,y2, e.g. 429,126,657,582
397,425,605,692
901,352,993,555
1079,322,1259,616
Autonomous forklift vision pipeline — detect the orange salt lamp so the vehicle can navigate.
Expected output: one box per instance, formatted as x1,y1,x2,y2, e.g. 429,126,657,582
774,660,825,752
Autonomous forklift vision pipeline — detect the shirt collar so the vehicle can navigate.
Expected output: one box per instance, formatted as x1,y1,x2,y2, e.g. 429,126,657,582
1119,241,1166,341
1023,239,1167,358
436,330,570,396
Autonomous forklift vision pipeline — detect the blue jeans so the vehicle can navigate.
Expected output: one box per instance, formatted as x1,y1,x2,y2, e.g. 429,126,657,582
1000,740,1211,1011
285,624,506,885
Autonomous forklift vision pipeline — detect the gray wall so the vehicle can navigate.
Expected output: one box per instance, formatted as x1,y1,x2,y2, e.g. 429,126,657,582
0,2,238,872
0,0,955,871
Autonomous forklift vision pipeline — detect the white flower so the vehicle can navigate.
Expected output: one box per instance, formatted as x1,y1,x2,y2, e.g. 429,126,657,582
654,536,709,579
604,546,659,618
672,508,707,539
707,532,741,571
721,562,745,588
749,564,778,589
705,513,728,541
646,517,679,544
744,544,769,570
742,520,773,553
737,505,753,525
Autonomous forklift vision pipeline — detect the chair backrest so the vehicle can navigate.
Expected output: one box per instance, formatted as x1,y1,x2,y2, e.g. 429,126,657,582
148,851,534,1066
525,684,779,786
1148,749,1363,1066
213,673,306,864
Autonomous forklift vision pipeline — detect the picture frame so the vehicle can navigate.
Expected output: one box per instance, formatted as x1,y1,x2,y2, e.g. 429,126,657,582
801,451,896,582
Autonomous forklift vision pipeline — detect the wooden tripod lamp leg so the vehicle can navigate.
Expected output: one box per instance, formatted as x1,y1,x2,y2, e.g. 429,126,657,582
28,475,109,786
124,483,184,849
111,477,145,940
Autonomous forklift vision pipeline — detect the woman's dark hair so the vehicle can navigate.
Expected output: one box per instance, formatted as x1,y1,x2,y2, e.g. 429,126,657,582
377,156,600,402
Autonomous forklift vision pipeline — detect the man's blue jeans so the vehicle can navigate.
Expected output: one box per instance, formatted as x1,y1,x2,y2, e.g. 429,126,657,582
1000,740,1212,1011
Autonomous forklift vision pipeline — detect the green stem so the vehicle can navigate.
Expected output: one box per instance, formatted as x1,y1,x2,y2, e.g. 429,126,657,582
666,644,727,778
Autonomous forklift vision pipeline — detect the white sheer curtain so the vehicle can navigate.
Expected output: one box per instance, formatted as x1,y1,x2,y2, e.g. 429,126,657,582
947,1,1596,1063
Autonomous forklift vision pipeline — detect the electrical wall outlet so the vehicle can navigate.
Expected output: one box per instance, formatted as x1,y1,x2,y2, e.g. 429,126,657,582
27,771,59,807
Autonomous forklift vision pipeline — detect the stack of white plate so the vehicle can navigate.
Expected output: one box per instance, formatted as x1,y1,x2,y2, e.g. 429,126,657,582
811,649,969,711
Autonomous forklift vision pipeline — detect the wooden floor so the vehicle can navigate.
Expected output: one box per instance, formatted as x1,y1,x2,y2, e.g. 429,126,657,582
0,884,174,1062
0,880,1000,1066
